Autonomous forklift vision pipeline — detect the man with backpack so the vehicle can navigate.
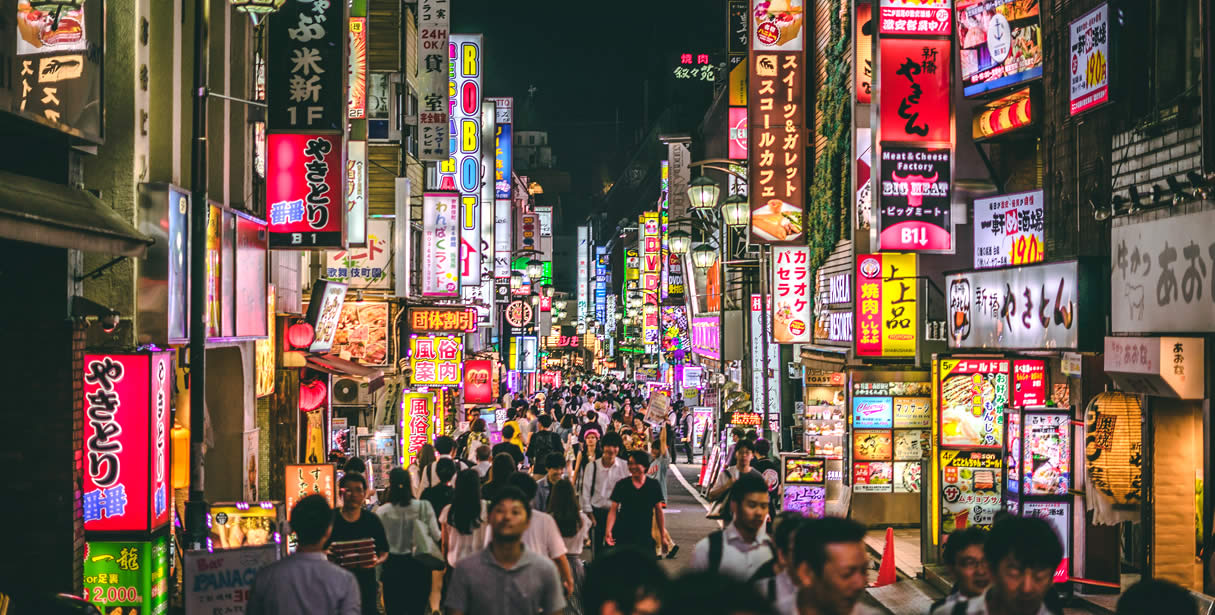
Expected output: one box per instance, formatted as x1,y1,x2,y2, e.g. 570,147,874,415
527,414,565,475
689,473,773,581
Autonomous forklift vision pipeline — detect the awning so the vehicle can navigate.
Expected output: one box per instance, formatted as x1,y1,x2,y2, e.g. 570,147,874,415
305,353,385,393
799,345,848,372
0,169,153,257
1104,336,1205,399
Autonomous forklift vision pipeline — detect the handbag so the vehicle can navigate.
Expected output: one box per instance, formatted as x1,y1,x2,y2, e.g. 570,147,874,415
408,504,446,570
705,468,735,521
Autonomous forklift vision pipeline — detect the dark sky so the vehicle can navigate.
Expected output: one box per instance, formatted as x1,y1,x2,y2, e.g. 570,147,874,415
453,0,724,200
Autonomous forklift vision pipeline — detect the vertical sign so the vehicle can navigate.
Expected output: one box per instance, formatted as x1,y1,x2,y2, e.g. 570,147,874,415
1068,3,1110,115
267,133,346,249
972,190,1045,269
878,38,952,143
595,246,608,324
855,127,873,231
878,0,952,36
422,192,460,296
400,393,435,466
772,245,812,343
577,225,590,330
749,295,781,424
748,0,805,244
268,0,347,131
447,35,483,286
494,122,514,199
417,0,450,160
474,101,496,324
641,213,662,349
728,107,748,160
346,140,367,246
877,147,952,252
855,253,917,357
494,197,512,280
856,3,874,103
348,17,367,119
668,142,691,221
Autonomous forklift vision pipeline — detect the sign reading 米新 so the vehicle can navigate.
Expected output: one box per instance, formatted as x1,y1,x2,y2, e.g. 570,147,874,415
83,352,173,533
417,0,450,159
772,246,812,343
422,192,460,297
267,133,346,249
1069,3,1109,115
878,147,952,252
409,335,463,386
268,0,347,131
879,0,952,36
879,38,952,144
749,32,805,244
1110,207,1215,334
946,260,1091,350
973,190,1045,269
855,253,918,357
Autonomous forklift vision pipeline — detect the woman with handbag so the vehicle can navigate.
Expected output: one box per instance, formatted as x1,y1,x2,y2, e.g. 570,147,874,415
376,467,442,615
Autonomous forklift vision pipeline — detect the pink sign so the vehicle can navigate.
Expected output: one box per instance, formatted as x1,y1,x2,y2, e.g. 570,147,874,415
728,107,747,160
691,317,720,360
1013,360,1046,407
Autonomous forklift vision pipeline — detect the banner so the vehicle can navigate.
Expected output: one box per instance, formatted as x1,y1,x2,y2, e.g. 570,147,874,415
417,0,450,159
267,133,346,249
946,261,1083,350
1069,4,1109,115
422,193,460,297
956,0,1043,97
772,245,812,343
446,35,483,286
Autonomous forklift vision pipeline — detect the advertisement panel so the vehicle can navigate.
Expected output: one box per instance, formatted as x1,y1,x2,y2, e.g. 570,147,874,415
691,316,720,360
267,0,346,131
878,147,952,252
946,261,1083,350
345,140,367,246
973,190,1045,269
855,253,917,357
1012,359,1046,407
305,279,349,353
894,461,922,493
326,217,392,288
853,462,894,493
13,0,104,141
464,359,494,404
1110,208,1215,334
1069,4,1109,115
893,397,931,428
447,35,483,287
331,302,390,366
285,463,336,513
749,295,781,423
856,127,873,230
422,193,460,297
577,225,590,330
728,107,747,160
856,3,873,103
641,215,661,346
853,430,894,461
879,0,952,36
939,449,1002,538
417,0,450,159
750,0,804,51
956,0,1043,97
1022,413,1070,496
938,358,1009,448
749,42,805,244
85,537,169,614
494,198,512,279
267,133,346,249
348,17,367,119
495,123,513,199
409,335,463,386
1022,501,1071,582
400,392,435,466
853,397,894,429
82,352,172,532
183,545,278,615
782,485,827,517
772,246,812,343
879,38,952,143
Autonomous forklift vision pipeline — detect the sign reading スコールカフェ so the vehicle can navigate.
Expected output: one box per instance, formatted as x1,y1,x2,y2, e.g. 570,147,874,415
267,133,346,248
1110,207,1215,333
82,352,173,532
947,260,1097,350
268,0,347,131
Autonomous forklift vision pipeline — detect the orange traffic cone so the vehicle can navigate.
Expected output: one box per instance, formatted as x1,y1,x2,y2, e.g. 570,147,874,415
872,526,897,587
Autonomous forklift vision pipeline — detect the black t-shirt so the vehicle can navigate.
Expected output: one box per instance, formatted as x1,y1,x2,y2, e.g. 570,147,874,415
328,509,389,606
609,476,664,545
492,441,525,465
421,484,454,521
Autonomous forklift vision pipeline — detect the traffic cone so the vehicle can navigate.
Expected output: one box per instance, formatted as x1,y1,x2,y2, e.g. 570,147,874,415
872,527,897,587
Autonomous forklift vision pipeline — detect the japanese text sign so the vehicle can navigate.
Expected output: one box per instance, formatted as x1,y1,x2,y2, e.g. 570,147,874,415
750,0,804,51
856,3,873,103
578,225,590,329
444,34,483,287
956,0,1043,97
939,449,1002,538
409,335,463,386
640,215,661,346
879,0,952,36
973,190,1045,268
305,279,349,353
782,484,826,517
748,50,805,244
1069,4,1109,115
879,38,952,143
348,18,366,119
1110,207,1215,333
855,253,918,357
422,192,460,296
728,107,748,160
84,537,169,614
82,351,172,532
878,147,952,252
772,245,812,343
268,0,347,131
183,545,277,615
13,0,103,142
284,463,335,513
345,140,367,246
495,123,513,199
1022,502,1071,583
1012,360,1046,406
408,306,478,333
937,359,1008,448
853,397,894,429
728,0,749,54
417,0,450,159
267,133,346,248
946,261,1086,350
1104,337,1205,400
750,295,781,420
326,217,391,287
464,360,494,404
400,392,435,466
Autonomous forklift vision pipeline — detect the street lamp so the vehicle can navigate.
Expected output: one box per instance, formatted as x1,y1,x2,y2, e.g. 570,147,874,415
721,194,750,227
228,0,286,23
687,175,721,210
526,259,545,280
510,271,525,289
668,229,692,255
691,244,718,269
539,284,555,298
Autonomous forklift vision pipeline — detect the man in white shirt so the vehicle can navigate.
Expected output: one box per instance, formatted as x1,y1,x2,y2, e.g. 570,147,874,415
579,431,629,553
928,517,1062,615
753,513,806,615
690,472,773,581
790,516,880,615
417,435,464,491
473,445,492,479
508,473,574,596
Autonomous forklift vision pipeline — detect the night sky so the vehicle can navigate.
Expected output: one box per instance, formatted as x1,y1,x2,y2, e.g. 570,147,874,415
453,0,725,204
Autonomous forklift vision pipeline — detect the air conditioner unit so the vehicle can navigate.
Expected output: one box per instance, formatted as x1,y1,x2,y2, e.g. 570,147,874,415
332,378,372,406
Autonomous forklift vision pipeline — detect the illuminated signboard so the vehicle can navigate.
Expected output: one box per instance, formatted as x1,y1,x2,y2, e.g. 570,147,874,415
641,213,661,347
325,217,393,288
748,36,805,244
331,302,390,367
82,352,173,532
348,17,367,119
946,261,1087,350
972,190,1045,269
422,192,460,297
878,38,952,144
972,88,1035,141
494,123,513,199
855,253,917,358
772,245,812,343
1069,4,1109,115
408,306,478,333
267,0,345,131
672,52,717,81
494,197,512,279
577,225,590,329
83,537,169,614
417,0,450,159
345,140,367,247
749,295,780,422
267,133,346,249
938,359,1009,448
956,0,1043,97
728,107,747,160
877,147,953,252
401,392,435,466
750,0,804,51
285,463,336,513
304,279,349,353
464,359,494,404
691,316,720,360
409,335,463,386
879,0,952,36
444,35,483,286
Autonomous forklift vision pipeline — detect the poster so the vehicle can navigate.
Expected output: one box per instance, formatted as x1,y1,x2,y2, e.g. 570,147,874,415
285,464,336,513
783,456,825,484
13,0,103,141
348,18,367,119
893,396,931,428
878,38,952,143
750,0,804,51
243,429,260,502
83,536,169,614
1069,3,1109,115
305,280,349,353
208,503,283,550
938,359,1009,448
1023,413,1070,496
803,404,846,459
853,430,894,461
772,245,812,343
1012,360,1046,407
879,0,952,36
894,429,928,460
956,0,1043,97
782,484,826,518
939,450,1002,538
877,147,952,252
1022,501,1071,582
1006,409,1022,494
893,461,922,493
853,461,894,493
853,397,894,429
645,392,671,426
184,545,279,615
331,302,390,366
973,190,1045,269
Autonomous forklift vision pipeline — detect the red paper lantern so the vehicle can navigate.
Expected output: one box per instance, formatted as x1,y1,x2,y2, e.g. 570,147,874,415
299,379,327,412
287,321,315,350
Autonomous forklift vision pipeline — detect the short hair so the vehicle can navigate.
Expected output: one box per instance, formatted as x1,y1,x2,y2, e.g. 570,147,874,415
626,449,651,468
434,435,456,455
730,427,746,438
733,439,755,455
657,571,775,615
583,547,668,615
489,485,532,519
476,445,492,461
729,472,769,505
506,407,518,420
744,429,758,442
600,431,625,450
343,456,367,474
1117,579,1198,615
339,471,367,490
585,410,598,423
943,527,989,567
544,452,566,472
507,472,538,500
772,512,806,556
502,424,517,439
435,458,457,483
290,494,333,545
793,516,867,575
754,438,771,457
538,414,554,428
471,418,487,432
984,516,1063,572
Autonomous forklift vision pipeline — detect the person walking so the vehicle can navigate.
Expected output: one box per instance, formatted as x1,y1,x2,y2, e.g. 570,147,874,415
247,495,361,615
473,445,493,479
579,432,629,554
440,469,491,567
492,424,526,466
708,439,762,503
482,452,518,501
930,527,992,613
648,436,678,559
408,444,437,498
689,473,773,581
527,415,565,475
605,450,666,557
928,516,1063,615
375,468,441,615
790,517,878,615
327,472,389,615
508,472,575,597
534,452,567,512
443,487,566,615
549,479,592,615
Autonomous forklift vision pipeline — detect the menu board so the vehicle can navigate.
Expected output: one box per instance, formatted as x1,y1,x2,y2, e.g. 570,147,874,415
938,359,1009,448
940,450,1002,539
853,397,894,429
803,404,846,459
853,430,894,461
1022,501,1071,582
1012,360,1046,407
894,429,929,460
1005,410,1022,495
853,381,932,396
1023,412,1070,496
854,461,894,492
893,397,931,428
83,536,169,614
782,484,827,518
783,456,826,484
332,302,391,366
894,461,922,493
209,503,284,551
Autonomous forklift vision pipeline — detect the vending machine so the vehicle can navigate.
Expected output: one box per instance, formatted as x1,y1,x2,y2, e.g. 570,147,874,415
1004,404,1072,583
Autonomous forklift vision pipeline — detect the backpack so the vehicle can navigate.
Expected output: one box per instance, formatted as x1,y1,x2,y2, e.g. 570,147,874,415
707,530,725,573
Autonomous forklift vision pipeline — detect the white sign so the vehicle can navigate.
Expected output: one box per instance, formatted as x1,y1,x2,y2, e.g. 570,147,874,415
346,141,368,246
683,366,704,388
1061,352,1082,376
1111,207,1215,333
422,193,460,296
668,142,691,221
973,190,1045,269
645,392,671,426
772,245,813,343
487,96,513,124
577,225,589,329
326,217,392,288
1069,3,1110,115
750,295,781,423
494,199,512,280
828,272,852,304
417,0,450,160
1104,336,1205,400
946,261,1083,350
184,545,279,615
537,206,553,237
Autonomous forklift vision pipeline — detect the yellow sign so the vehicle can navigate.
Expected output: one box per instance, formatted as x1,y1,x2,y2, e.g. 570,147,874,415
729,59,747,106
401,392,435,466
409,335,463,386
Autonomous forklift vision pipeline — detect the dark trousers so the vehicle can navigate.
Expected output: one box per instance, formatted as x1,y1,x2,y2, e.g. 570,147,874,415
591,507,610,556
382,554,431,615
675,441,693,463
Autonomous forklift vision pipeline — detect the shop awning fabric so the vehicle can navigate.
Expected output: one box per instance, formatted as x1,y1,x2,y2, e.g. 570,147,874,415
0,170,153,257
305,353,385,393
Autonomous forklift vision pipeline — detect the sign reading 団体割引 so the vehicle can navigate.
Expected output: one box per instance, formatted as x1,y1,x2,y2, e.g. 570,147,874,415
417,0,450,159
408,306,478,333
268,0,347,132
267,133,346,249
956,0,1043,97
855,253,918,358
1110,208,1215,334
877,147,953,252
422,192,460,297
1069,3,1109,115
972,190,1045,269
409,336,463,386
946,260,1090,350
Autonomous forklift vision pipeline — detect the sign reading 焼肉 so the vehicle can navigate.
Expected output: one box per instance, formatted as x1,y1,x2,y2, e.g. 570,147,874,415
267,133,346,249
878,147,952,252
1069,3,1109,115
855,253,918,357
973,190,1044,269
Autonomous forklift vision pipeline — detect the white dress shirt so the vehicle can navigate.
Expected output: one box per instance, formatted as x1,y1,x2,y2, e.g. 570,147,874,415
523,510,568,560
579,456,629,512
689,522,774,581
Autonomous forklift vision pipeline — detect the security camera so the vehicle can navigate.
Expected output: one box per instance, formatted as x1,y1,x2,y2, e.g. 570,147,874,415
100,310,121,333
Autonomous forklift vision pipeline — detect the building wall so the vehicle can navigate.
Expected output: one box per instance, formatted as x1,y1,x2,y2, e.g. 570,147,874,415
1151,400,1204,589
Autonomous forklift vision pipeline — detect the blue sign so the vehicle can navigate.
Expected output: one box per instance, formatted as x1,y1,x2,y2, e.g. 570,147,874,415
852,397,894,429
495,124,513,199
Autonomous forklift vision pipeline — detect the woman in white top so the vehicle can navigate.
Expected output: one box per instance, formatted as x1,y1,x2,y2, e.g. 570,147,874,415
407,443,437,499
439,469,491,566
375,467,441,615
549,478,592,615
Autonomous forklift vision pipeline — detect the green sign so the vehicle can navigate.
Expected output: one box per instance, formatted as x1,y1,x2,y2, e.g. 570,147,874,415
83,535,169,614
511,257,553,285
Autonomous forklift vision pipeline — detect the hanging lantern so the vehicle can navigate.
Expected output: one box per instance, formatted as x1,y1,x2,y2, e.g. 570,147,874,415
171,423,190,490
1084,392,1143,510
526,259,545,280
669,229,692,255
299,379,328,412
286,321,315,350
721,194,751,227
510,271,525,289
687,175,721,210
691,243,718,269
